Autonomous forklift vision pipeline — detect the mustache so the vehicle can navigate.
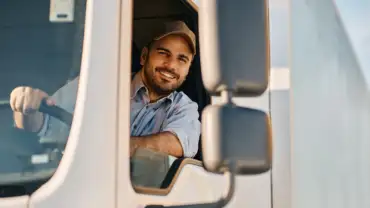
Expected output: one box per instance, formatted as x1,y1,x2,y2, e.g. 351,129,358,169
155,67,179,79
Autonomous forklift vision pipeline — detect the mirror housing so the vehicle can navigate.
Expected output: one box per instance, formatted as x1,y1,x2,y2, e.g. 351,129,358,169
198,0,270,97
202,105,272,175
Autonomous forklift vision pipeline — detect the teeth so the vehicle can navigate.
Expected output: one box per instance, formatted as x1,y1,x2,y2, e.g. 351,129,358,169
160,71,175,79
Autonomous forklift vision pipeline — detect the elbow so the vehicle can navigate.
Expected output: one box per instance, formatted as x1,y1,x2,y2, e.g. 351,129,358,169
167,131,199,158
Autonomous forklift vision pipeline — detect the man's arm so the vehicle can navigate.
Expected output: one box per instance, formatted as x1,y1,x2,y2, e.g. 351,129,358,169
131,99,201,158
131,132,183,157
11,77,79,136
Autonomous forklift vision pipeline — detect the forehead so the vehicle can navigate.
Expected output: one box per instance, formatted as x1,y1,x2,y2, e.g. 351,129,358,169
151,35,192,55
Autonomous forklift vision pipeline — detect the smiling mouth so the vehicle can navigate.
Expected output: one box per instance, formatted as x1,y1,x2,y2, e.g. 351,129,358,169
157,70,177,80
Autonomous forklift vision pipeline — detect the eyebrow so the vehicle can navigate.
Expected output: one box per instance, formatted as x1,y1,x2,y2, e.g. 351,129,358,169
156,47,171,53
179,54,190,62
156,47,190,62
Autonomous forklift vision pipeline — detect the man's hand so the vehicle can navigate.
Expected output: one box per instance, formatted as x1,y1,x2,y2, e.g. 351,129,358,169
10,86,55,132
10,86,54,114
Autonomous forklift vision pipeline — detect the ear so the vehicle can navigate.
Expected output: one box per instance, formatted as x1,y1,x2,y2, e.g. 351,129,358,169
140,47,149,66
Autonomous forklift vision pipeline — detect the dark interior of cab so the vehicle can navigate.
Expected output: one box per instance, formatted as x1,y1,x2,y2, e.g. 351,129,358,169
0,0,207,197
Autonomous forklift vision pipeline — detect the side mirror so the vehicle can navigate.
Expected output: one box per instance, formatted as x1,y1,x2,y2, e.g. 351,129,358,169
198,0,271,207
202,105,272,175
198,0,271,174
199,0,270,97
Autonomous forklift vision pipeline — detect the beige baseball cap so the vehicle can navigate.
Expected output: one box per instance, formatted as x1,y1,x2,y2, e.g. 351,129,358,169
152,20,196,55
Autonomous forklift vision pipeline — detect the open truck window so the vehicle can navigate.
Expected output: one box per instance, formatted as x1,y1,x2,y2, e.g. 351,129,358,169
129,0,210,191
0,0,86,197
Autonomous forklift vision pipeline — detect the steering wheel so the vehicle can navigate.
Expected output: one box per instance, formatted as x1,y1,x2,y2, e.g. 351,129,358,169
0,99,73,187
0,98,73,153
38,99,73,127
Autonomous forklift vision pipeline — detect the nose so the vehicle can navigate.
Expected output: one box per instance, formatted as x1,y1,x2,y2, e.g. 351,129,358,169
163,56,177,71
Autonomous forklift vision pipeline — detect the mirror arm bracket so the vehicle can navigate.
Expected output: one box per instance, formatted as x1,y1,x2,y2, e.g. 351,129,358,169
216,162,236,207
220,90,234,105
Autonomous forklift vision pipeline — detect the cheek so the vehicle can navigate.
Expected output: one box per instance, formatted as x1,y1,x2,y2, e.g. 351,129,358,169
149,55,166,65
178,67,190,80
145,60,158,72
149,60,164,71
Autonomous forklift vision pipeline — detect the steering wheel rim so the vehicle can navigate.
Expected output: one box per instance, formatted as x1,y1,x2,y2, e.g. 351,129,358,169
38,99,73,127
0,99,73,127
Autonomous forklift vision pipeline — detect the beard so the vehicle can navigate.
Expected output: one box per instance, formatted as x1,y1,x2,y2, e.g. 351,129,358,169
142,62,185,96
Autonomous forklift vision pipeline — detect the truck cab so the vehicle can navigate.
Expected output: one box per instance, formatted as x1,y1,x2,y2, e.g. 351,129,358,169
0,0,272,207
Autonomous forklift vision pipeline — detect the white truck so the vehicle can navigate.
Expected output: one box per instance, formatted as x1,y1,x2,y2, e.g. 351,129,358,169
1,0,369,208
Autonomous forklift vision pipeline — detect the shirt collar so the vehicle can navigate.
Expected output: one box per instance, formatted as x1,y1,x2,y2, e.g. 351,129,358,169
130,72,174,103
130,72,146,99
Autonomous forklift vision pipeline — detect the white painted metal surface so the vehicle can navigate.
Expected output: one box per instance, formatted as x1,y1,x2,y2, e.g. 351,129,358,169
29,0,121,207
0,197,28,208
292,0,370,207
270,68,291,208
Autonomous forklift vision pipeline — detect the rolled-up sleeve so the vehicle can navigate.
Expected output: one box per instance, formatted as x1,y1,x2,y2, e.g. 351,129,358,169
37,114,50,137
162,101,201,158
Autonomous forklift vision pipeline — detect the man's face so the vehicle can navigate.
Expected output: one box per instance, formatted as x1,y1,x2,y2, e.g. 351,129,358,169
140,34,193,96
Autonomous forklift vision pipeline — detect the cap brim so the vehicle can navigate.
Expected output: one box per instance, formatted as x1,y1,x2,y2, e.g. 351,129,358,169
154,31,196,55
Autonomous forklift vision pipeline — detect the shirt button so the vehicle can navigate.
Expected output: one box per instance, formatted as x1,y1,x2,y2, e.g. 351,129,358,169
133,125,137,129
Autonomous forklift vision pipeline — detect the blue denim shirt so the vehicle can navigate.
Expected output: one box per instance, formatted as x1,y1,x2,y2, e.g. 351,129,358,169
38,74,201,158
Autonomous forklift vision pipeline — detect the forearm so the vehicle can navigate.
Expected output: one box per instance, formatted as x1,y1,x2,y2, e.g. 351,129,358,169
131,131,184,158
13,111,44,133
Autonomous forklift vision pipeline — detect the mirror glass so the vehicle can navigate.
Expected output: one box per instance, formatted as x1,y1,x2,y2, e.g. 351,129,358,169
199,0,270,96
202,105,272,175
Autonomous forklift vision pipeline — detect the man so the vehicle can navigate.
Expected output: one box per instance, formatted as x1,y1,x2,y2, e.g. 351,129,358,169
9,20,201,158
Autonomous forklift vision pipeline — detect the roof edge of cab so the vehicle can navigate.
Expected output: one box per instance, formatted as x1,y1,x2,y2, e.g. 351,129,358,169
183,0,199,12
